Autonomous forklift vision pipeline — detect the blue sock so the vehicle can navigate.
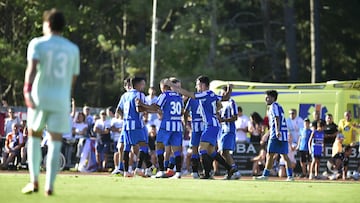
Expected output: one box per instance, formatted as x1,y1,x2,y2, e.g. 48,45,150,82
286,167,293,177
27,137,41,183
263,169,270,177
45,140,62,191
170,156,176,165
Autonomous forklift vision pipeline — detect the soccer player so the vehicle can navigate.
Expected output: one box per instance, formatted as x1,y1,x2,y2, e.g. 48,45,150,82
218,86,241,180
184,97,204,179
117,77,153,177
254,90,294,181
22,9,80,196
139,78,184,178
112,78,132,175
165,76,235,179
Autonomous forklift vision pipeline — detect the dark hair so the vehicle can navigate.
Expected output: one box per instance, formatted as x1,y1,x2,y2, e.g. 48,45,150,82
124,77,131,87
344,145,352,152
131,76,145,87
265,90,278,101
250,112,263,124
317,119,326,127
238,106,243,113
43,9,65,32
169,77,180,84
196,75,210,87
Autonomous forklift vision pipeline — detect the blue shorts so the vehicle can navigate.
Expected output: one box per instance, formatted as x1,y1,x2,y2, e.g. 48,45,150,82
124,129,146,146
267,138,288,154
190,131,202,147
157,129,182,147
96,141,111,154
116,131,131,152
200,126,220,146
218,131,235,151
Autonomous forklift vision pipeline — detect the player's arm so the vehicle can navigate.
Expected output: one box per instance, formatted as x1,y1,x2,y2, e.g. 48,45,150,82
136,99,160,113
220,83,233,101
23,59,38,108
165,80,195,98
274,116,281,138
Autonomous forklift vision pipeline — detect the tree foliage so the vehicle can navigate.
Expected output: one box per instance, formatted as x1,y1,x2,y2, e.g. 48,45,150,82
0,0,359,107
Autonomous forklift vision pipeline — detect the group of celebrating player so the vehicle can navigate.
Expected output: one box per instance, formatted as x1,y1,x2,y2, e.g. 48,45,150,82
112,75,242,180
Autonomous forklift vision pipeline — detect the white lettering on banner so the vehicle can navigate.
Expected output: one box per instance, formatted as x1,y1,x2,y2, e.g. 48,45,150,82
324,146,332,157
236,143,257,154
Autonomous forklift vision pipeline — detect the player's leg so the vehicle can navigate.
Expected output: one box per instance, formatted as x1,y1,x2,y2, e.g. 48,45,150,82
255,138,279,180
22,109,45,194
280,154,294,180
169,132,183,178
44,111,71,195
199,141,213,178
190,131,201,176
44,132,62,195
154,129,169,178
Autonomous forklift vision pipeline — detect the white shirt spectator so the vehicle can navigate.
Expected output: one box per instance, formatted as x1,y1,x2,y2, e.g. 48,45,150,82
235,114,249,142
286,114,304,144
110,117,123,142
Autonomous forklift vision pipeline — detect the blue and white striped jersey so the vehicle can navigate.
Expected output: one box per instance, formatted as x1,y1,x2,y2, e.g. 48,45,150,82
185,98,204,133
220,98,238,133
194,90,220,127
268,102,288,141
117,89,145,130
156,91,183,132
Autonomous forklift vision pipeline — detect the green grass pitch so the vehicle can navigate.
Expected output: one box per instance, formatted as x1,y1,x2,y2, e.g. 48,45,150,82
0,173,359,203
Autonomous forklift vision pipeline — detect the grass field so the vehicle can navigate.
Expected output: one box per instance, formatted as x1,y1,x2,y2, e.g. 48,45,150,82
0,172,359,203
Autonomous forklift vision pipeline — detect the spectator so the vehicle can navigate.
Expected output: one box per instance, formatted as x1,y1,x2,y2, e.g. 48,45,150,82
296,118,312,178
93,110,111,171
73,112,88,168
83,105,94,138
308,120,325,179
327,145,352,180
4,108,21,139
1,123,24,170
19,120,28,168
145,87,160,129
286,109,304,144
332,134,345,157
278,136,297,178
110,111,123,169
338,111,357,146
147,124,157,167
62,116,76,169
324,114,338,144
248,112,264,143
311,110,322,131
234,106,249,143
251,148,266,176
